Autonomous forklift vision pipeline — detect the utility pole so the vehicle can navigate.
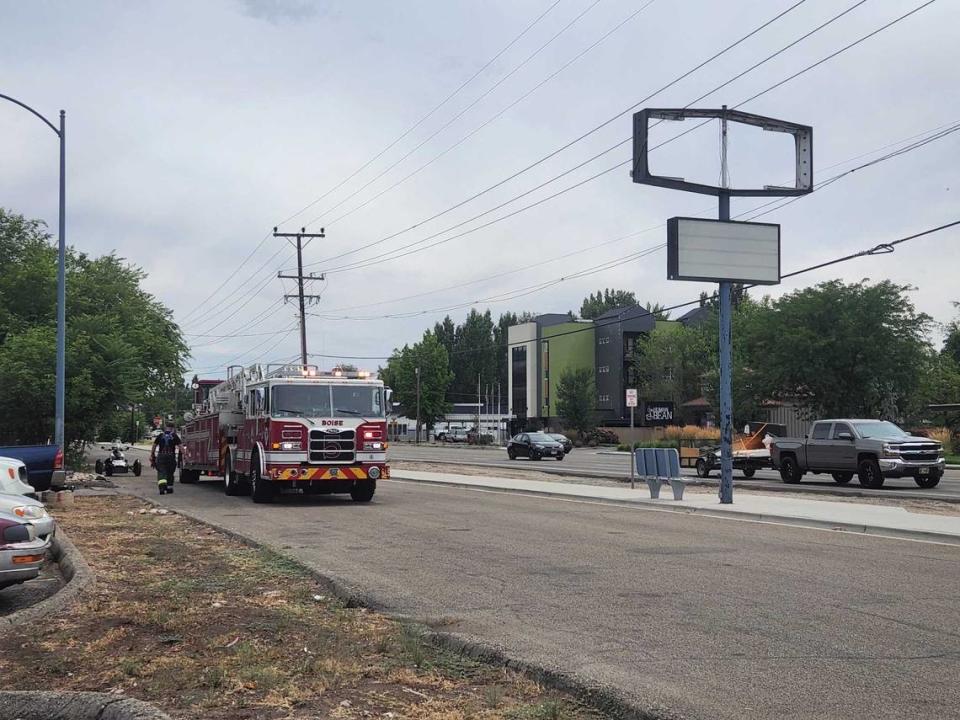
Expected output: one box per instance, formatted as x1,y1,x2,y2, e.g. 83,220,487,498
415,366,421,444
274,226,325,366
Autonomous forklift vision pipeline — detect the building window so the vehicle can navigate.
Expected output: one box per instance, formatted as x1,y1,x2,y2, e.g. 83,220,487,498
598,394,610,403
511,347,527,416
598,336,610,345
598,365,610,374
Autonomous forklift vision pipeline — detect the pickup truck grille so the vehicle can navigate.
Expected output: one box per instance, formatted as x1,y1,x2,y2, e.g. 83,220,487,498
309,429,355,464
899,443,941,462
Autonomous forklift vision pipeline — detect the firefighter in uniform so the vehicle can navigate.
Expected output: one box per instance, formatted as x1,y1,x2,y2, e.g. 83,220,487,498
151,422,182,495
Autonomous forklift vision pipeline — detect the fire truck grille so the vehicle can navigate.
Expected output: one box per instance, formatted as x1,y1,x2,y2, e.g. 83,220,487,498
309,429,356,464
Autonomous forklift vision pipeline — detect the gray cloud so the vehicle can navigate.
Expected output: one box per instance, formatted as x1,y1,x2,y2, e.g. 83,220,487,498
238,0,320,24
1,0,958,373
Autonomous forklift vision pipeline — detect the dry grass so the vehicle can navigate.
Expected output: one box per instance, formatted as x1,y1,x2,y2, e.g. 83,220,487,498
0,496,605,720
658,425,721,442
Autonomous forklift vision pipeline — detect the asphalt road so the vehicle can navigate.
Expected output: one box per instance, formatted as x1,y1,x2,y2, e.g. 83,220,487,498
389,443,960,502
109,463,960,720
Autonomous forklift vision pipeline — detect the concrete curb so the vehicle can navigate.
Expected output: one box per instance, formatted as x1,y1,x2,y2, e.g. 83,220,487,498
124,492,665,720
392,473,960,546
0,691,170,720
0,530,95,633
393,457,960,504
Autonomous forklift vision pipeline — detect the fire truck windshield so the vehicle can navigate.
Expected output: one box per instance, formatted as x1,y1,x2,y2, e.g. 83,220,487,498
271,384,384,419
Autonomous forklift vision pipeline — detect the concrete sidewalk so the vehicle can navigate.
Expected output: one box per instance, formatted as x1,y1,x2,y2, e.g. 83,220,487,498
391,469,960,545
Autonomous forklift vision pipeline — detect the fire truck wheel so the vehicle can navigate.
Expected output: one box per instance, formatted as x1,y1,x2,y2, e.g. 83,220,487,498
250,460,274,504
350,480,376,502
224,463,244,496
179,468,196,483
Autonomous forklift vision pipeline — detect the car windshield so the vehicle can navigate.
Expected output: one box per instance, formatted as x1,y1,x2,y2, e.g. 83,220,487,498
271,384,384,419
528,433,555,442
852,421,908,439
549,434,566,441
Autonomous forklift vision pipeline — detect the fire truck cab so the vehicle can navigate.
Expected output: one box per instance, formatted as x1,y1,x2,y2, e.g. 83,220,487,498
182,364,389,503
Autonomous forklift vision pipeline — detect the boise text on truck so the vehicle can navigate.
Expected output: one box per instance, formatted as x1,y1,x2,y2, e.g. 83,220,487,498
771,419,945,489
181,364,389,503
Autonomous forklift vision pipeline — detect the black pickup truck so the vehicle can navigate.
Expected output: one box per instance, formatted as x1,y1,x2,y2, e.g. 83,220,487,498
770,419,945,489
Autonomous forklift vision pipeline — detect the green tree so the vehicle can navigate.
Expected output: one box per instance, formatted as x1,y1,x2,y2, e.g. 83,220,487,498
943,303,960,364
555,367,595,437
579,289,637,320
737,280,932,420
451,309,496,398
380,330,453,439
642,301,670,321
0,208,187,454
634,322,711,410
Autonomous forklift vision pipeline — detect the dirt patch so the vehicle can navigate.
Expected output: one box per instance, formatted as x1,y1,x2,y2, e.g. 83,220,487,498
0,496,606,720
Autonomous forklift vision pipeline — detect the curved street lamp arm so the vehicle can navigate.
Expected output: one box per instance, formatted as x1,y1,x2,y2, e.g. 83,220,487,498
0,92,60,136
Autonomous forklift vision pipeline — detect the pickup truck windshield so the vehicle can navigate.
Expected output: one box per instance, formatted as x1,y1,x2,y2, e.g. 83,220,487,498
852,421,908,439
271,384,384,419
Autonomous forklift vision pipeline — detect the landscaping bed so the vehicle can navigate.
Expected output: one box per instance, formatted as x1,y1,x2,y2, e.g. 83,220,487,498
0,496,605,720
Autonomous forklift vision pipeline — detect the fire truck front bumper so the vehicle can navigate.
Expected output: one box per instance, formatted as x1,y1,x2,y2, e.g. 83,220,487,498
266,464,389,482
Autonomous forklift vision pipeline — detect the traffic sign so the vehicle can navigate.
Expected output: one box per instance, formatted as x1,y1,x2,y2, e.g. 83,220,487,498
625,389,638,408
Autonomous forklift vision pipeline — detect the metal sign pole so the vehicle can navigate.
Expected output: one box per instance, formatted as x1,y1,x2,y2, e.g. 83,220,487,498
630,405,635,489
718,108,734,504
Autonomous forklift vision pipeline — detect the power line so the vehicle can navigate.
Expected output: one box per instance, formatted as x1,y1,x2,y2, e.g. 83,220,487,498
193,115,958,352
298,0,605,229
273,0,564,229
305,0,921,276
177,232,272,324
307,0,659,231
303,219,960,361
308,243,665,320
297,0,811,271
181,244,292,330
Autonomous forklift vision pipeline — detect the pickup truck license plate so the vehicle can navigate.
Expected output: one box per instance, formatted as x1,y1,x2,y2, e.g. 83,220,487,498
918,467,929,476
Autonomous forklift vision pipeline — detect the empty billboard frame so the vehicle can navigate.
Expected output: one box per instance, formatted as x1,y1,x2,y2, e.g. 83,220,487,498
667,217,780,285
632,108,813,197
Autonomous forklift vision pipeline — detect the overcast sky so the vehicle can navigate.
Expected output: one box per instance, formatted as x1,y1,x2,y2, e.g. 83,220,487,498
2,0,958,376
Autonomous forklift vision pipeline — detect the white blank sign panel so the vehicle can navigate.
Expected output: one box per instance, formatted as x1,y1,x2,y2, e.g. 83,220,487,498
667,217,780,285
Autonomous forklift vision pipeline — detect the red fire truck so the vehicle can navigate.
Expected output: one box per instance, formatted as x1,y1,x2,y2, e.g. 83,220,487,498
181,364,389,503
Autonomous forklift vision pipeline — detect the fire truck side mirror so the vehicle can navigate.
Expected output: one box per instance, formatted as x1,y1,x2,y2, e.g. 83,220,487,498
385,387,393,410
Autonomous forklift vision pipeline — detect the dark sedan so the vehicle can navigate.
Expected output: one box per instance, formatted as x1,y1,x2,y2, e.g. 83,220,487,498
548,433,574,453
507,433,565,461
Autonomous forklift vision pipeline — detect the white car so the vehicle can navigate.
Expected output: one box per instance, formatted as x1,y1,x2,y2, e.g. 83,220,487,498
0,510,49,590
0,493,55,542
0,456,37,497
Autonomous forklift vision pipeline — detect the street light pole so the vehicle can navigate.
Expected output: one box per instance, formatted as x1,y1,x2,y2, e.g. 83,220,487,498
56,110,66,450
0,94,66,450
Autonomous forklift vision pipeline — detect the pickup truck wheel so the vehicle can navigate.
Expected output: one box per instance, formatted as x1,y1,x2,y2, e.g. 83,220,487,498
132,460,143,477
914,471,942,489
857,458,885,489
104,462,113,477
695,458,710,478
95,459,104,475
742,467,756,478
779,456,802,484
831,472,853,485
508,448,516,460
